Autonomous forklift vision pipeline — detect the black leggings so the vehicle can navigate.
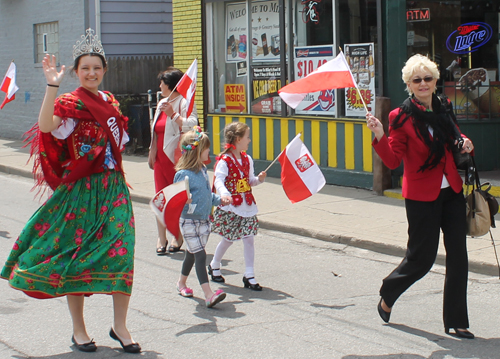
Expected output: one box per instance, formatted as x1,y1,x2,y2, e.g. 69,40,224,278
181,249,209,285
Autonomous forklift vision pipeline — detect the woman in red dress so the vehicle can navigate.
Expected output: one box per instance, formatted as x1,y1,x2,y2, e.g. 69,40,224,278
149,68,198,254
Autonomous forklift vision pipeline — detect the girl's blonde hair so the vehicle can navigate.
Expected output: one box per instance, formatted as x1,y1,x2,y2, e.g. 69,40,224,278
175,127,211,172
402,54,440,95
219,121,249,156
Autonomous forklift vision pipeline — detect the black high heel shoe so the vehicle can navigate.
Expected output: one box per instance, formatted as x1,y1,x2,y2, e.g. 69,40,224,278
208,264,225,283
445,328,475,339
377,298,391,323
109,328,141,353
243,276,263,291
71,336,97,352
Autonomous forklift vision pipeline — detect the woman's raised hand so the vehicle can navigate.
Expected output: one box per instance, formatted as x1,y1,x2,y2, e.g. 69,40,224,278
159,102,174,118
42,54,66,86
366,112,384,140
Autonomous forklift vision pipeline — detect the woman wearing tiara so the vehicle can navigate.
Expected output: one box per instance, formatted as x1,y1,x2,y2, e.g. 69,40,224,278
0,29,141,353
149,67,198,254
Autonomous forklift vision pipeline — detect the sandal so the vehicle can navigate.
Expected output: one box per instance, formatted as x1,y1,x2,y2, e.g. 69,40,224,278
177,285,193,297
168,244,181,253
206,289,226,308
156,246,167,255
168,237,183,253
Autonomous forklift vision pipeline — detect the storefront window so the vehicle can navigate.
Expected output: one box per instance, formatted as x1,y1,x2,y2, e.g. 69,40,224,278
206,0,289,116
337,0,378,117
205,0,378,117
406,1,500,118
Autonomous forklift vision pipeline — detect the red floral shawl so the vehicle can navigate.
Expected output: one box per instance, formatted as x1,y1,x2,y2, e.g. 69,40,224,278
25,88,128,191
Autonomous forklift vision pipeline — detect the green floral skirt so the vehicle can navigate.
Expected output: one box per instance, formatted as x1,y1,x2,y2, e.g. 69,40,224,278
0,170,135,299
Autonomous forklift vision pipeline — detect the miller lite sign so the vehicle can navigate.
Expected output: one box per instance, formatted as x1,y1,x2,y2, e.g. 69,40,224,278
446,22,492,54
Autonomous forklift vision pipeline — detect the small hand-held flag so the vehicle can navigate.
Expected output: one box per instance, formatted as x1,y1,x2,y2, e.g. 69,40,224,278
0,61,19,109
278,52,356,109
150,176,190,238
278,134,326,203
175,59,197,117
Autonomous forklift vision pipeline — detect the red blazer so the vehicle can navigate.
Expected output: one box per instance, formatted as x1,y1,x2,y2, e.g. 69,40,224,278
373,108,464,202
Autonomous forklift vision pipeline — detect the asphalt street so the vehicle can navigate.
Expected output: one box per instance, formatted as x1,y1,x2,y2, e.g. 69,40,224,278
1,172,500,359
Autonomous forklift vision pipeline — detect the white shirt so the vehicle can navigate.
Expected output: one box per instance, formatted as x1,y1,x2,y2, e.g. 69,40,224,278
428,126,450,189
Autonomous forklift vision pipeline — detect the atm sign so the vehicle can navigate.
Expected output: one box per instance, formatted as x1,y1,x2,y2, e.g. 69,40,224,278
407,8,430,22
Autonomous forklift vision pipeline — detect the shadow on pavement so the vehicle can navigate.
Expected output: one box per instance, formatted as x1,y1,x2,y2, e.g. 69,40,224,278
352,323,500,359
13,346,163,358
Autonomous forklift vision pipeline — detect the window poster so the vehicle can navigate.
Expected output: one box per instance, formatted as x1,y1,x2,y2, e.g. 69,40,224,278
344,43,376,117
294,45,336,116
251,65,282,114
226,0,287,63
226,2,248,62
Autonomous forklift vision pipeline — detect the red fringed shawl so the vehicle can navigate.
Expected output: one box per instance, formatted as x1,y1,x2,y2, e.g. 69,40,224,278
25,89,128,191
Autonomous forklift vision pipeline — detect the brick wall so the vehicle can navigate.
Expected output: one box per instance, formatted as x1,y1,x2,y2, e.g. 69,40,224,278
172,0,204,123
0,0,84,139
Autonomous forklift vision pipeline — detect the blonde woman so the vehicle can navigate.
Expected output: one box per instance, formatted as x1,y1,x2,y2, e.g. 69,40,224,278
366,54,475,339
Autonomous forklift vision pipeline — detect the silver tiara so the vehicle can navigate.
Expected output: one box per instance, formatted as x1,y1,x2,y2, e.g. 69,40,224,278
72,28,105,60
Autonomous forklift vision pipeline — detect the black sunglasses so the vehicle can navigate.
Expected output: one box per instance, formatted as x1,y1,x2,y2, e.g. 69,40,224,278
411,76,434,84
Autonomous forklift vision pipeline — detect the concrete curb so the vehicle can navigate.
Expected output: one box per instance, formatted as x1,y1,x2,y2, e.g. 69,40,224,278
2,164,499,278
0,164,33,179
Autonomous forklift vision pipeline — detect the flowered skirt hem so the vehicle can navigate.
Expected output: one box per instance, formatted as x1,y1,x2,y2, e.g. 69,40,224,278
1,278,132,299
0,170,135,299
211,208,258,241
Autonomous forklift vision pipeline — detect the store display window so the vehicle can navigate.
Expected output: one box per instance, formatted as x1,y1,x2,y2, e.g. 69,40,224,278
204,0,378,117
406,1,500,118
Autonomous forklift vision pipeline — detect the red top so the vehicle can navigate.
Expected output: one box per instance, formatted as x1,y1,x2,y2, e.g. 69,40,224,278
153,111,176,191
372,107,463,202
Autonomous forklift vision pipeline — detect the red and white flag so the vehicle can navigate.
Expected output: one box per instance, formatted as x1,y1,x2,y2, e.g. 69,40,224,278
278,134,326,203
278,52,356,109
176,59,197,117
150,177,190,239
0,62,19,109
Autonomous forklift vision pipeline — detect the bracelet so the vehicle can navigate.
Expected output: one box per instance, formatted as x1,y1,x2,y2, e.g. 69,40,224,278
172,112,180,121
47,84,59,88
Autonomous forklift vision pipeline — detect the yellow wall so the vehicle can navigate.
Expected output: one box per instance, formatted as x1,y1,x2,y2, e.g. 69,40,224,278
172,0,204,122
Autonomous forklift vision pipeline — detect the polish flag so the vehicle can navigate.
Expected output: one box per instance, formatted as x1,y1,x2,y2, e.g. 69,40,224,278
278,134,326,203
150,176,190,239
176,59,197,117
278,52,356,109
0,62,19,109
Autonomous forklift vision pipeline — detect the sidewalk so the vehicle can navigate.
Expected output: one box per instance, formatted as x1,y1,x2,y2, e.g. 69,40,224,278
1,137,499,277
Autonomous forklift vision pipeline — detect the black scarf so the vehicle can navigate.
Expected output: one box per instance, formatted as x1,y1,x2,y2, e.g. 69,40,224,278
392,94,458,172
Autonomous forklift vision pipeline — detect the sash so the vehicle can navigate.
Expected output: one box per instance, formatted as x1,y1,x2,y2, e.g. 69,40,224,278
73,87,124,171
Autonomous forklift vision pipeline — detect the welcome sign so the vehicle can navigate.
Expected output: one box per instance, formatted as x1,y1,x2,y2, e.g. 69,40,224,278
446,22,492,54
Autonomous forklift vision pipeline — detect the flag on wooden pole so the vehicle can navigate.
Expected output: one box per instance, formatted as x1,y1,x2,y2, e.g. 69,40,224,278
150,176,190,238
0,62,19,109
176,59,197,117
278,134,326,203
278,52,356,109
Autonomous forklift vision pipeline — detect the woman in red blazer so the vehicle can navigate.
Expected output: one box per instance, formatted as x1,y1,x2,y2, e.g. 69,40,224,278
366,54,475,339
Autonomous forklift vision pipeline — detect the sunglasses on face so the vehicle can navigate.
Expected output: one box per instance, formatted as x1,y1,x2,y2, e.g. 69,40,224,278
411,76,434,84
